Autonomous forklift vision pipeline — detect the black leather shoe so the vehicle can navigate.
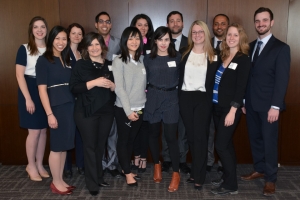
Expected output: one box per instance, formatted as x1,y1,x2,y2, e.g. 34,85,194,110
133,175,141,180
179,163,191,174
63,170,72,178
211,186,238,195
107,169,121,178
194,184,203,190
89,190,99,196
99,181,110,187
162,161,171,173
206,165,212,172
77,167,85,175
127,182,138,187
186,178,195,183
211,179,224,186
217,166,224,173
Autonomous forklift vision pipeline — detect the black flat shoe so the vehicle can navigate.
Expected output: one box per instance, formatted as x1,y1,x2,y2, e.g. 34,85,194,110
179,162,191,174
99,181,110,187
77,167,85,175
186,178,195,183
211,186,238,195
127,182,138,187
194,184,203,190
89,190,99,196
107,169,121,178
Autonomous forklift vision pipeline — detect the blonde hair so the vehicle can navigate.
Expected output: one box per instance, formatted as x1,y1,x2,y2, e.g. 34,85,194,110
182,20,215,63
221,23,249,62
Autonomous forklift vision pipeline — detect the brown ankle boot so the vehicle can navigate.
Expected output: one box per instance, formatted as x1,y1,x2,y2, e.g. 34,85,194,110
168,172,180,192
153,163,162,183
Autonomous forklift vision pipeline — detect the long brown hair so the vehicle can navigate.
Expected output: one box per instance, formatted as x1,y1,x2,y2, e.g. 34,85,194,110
27,16,48,55
182,20,215,63
220,23,249,62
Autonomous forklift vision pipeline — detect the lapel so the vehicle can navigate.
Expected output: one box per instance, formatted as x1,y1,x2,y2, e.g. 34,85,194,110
108,35,115,49
221,52,240,78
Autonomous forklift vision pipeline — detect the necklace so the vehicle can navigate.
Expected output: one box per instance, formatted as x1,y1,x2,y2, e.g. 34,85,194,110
92,61,104,69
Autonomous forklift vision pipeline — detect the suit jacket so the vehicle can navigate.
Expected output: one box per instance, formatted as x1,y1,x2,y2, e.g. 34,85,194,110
217,52,251,108
106,35,121,61
245,35,290,112
179,35,188,51
178,49,220,108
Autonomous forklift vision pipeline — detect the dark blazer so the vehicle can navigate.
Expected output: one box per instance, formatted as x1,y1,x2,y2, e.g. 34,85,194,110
217,52,251,108
179,35,188,50
178,49,220,107
245,35,290,112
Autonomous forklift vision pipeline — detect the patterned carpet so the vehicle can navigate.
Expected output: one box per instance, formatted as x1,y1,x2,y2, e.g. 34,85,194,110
0,163,299,200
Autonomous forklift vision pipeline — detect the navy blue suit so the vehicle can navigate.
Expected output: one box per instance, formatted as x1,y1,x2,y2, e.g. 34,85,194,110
245,35,290,182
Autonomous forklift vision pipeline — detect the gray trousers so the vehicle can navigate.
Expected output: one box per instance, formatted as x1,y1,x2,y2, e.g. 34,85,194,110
102,118,119,170
207,116,222,167
161,116,188,163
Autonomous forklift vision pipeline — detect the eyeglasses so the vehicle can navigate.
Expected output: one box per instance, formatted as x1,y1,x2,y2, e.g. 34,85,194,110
192,30,205,35
98,20,111,24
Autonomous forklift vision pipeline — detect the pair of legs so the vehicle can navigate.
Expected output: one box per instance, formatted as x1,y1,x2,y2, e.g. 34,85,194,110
115,106,143,183
213,104,242,191
26,128,48,177
179,91,210,186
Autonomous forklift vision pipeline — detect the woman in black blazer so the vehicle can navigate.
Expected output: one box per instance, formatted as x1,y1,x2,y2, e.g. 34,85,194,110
210,23,251,195
178,20,220,190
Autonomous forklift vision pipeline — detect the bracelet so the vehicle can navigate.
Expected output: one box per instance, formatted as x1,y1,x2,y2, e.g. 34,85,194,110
47,113,53,116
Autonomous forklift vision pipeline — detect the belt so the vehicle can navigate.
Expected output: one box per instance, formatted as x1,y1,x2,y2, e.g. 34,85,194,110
47,83,69,88
24,75,36,78
147,83,177,91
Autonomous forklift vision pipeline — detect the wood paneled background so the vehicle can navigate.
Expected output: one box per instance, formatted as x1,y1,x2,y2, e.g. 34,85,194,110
0,0,299,165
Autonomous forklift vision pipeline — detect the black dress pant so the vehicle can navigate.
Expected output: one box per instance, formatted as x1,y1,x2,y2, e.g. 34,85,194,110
115,106,143,174
179,91,211,185
148,122,179,172
213,104,242,191
74,104,114,191
133,121,149,158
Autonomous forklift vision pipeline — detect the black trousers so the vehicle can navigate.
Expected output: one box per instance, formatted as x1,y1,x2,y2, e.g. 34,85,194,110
115,106,143,174
148,122,179,172
133,121,149,158
213,104,242,190
74,104,114,191
179,91,211,184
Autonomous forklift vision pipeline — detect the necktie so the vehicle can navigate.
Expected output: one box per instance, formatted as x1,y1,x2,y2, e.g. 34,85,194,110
172,38,177,43
216,41,221,50
252,41,263,66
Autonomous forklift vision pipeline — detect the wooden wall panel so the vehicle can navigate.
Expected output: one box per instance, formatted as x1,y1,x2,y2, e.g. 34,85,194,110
0,0,60,164
59,0,128,38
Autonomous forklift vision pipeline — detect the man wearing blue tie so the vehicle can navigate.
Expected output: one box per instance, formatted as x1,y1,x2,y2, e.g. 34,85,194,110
241,7,290,196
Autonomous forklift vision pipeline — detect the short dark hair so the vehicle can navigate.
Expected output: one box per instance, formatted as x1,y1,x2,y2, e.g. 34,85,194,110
81,32,108,60
119,27,143,63
44,26,70,66
150,26,176,59
95,11,111,23
213,14,230,24
167,11,183,24
130,14,154,39
254,7,274,21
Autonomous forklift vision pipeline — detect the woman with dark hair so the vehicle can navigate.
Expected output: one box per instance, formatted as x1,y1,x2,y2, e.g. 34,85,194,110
130,14,154,173
143,26,181,192
36,26,75,195
69,32,115,196
210,23,250,195
16,16,49,181
112,27,146,187
179,20,220,190
64,23,85,178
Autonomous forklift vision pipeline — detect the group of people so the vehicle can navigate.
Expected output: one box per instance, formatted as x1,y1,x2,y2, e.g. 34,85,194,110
16,7,290,197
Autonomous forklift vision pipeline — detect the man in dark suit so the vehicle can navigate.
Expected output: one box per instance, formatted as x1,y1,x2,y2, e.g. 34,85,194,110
207,14,229,173
241,7,290,196
95,11,121,178
161,11,190,174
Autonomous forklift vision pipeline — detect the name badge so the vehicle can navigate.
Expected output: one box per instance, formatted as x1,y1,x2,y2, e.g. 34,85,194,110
142,68,146,74
167,61,176,67
146,50,151,54
213,55,218,61
108,65,112,71
228,62,238,70
112,54,117,60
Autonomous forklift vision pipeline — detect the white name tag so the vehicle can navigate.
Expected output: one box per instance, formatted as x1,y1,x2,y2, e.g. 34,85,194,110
142,68,146,74
146,50,151,54
112,54,117,60
108,65,112,71
167,61,176,67
228,62,238,70
214,55,218,61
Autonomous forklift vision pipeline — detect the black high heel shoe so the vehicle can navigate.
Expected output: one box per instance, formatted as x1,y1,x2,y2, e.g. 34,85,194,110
131,156,140,170
138,159,147,173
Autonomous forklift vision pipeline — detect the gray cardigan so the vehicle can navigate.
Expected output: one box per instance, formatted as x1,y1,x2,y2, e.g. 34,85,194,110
112,56,147,116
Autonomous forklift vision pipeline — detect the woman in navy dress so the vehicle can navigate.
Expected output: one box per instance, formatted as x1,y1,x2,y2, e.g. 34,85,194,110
64,23,85,178
15,16,49,181
36,26,75,195
144,26,181,192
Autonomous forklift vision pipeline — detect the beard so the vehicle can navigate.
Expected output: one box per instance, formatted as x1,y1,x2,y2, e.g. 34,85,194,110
170,27,183,35
256,25,271,35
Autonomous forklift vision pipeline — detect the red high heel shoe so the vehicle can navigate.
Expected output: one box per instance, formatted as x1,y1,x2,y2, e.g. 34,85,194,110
66,185,76,190
50,182,72,195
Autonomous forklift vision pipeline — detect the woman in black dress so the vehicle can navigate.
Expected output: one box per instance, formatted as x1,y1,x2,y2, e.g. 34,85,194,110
36,26,75,195
16,16,49,181
69,32,115,196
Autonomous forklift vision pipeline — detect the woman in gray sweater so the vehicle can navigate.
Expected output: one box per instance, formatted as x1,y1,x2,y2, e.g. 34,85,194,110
112,27,146,187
